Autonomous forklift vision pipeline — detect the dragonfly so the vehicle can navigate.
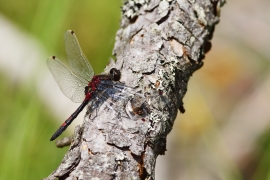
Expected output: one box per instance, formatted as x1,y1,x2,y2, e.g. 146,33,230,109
47,30,122,141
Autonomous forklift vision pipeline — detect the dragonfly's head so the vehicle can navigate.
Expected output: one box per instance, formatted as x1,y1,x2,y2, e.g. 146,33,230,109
110,68,121,81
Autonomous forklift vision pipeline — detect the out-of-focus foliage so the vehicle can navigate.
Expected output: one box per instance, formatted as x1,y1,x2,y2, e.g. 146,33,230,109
0,75,67,179
0,0,122,72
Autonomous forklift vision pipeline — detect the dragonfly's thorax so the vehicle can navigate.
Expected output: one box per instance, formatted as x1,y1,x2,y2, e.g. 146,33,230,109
88,76,101,91
84,75,112,101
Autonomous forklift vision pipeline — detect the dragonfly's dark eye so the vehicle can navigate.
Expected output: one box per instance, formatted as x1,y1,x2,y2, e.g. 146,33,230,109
110,68,121,81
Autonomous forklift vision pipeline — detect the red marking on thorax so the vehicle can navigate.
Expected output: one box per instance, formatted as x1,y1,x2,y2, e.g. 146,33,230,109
88,76,101,92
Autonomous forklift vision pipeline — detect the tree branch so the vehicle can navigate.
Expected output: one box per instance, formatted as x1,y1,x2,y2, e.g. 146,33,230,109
44,0,225,179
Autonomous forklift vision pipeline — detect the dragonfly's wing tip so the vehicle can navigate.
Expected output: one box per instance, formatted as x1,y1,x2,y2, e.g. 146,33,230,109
66,29,75,35
48,55,56,59
64,29,94,81
47,56,59,62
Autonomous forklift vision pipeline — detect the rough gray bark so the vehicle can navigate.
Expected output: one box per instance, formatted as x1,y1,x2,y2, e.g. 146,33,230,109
44,0,225,179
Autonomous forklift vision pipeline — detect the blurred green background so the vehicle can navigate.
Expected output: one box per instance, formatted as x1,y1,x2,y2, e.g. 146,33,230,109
0,0,270,180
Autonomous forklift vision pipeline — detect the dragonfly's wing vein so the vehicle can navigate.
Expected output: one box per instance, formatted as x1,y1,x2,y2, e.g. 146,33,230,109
47,56,88,103
64,30,94,81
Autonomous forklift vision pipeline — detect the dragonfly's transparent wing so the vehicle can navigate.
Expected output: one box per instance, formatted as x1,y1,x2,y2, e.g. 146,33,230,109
47,56,88,103
64,30,94,81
